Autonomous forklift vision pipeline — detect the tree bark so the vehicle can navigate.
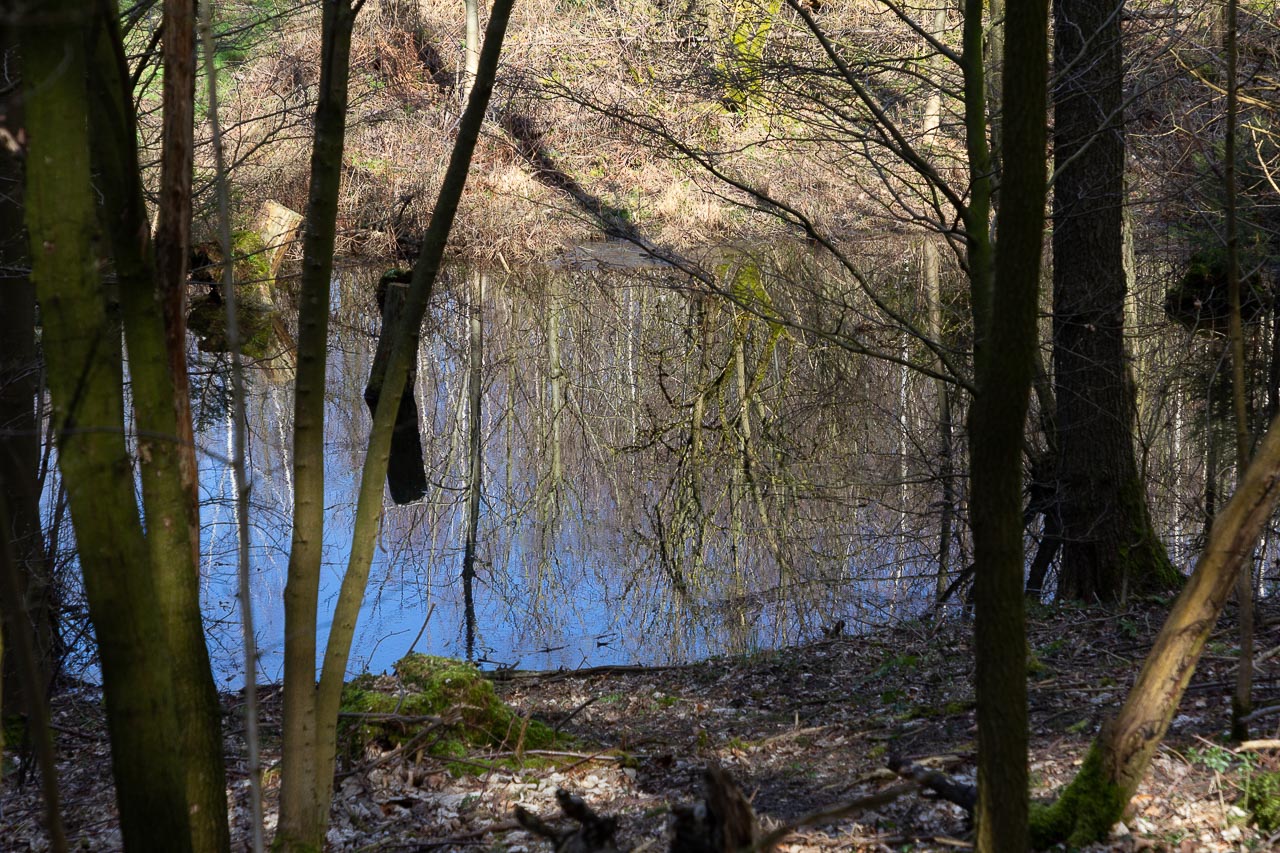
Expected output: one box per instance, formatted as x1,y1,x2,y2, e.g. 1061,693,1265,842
1052,0,1179,601
277,1,362,847
922,4,952,605
464,0,480,99
88,10,231,849
21,3,194,847
1221,0,1253,741
1033,410,1280,846
966,0,1049,847
462,271,484,660
156,0,202,571
0,22,56,723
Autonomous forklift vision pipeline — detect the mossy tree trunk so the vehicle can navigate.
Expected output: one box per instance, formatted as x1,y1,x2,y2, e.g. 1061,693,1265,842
277,0,363,848
965,0,1049,847
20,2,195,848
86,7,230,850
1032,409,1280,847
1052,0,1179,601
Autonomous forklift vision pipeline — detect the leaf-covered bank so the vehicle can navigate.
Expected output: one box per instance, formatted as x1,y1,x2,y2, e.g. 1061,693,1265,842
7,601,1280,851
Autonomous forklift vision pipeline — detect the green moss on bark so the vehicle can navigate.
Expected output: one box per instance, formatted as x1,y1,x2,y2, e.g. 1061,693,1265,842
1118,471,1183,595
1029,744,1127,848
1243,769,1280,832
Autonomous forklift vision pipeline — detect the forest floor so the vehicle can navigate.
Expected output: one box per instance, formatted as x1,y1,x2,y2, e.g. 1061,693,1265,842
6,600,1280,851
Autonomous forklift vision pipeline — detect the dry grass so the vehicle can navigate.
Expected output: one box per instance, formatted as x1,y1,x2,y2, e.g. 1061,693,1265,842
183,0,935,264
174,0,1266,269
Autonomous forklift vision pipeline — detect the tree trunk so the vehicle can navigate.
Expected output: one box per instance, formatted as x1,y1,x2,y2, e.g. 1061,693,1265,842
1032,410,1280,847
156,0,202,572
462,271,485,661
365,270,429,505
0,493,66,851
1221,0,1253,741
464,0,480,99
277,0,361,847
984,0,1004,188
1052,0,1179,601
921,5,952,605
547,275,565,506
277,2,516,845
966,0,1049,847
88,11,230,849
0,23,56,724
21,4,194,847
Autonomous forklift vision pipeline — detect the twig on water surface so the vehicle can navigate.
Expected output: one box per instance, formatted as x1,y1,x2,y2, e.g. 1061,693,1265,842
405,602,438,658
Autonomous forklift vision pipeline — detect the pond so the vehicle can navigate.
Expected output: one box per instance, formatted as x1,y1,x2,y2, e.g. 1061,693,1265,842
189,251,953,687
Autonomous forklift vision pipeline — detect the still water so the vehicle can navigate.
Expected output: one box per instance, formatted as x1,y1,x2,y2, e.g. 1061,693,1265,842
190,255,957,686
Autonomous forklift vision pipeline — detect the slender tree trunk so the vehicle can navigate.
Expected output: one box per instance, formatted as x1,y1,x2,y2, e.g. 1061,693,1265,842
968,0,1049,848
1205,369,1221,539
156,0,202,567
464,0,480,98
547,275,565,505
277,3,514,845
0,498,65,852
0,23,55,722
922,6,952,604
88,10,230,849
1222,0,1253,741
196,2,266,843
1052,0,1178,601
21,3,194,847
1033,410,1280,847
462,272,485,660
277,1,362,847
984,0,1004,187
961,0,993,349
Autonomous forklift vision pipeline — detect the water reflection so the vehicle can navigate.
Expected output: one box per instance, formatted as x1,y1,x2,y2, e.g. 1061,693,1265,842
194,257,950,686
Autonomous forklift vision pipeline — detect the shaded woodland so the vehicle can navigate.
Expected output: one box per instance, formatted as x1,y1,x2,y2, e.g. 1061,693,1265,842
2,0,1280,850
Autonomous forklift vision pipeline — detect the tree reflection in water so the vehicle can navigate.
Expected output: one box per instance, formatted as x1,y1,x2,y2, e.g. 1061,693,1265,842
192,254,972,684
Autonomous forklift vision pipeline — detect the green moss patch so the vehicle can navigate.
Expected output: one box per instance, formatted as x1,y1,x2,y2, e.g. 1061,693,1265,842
191,230,272,299
187,229,280,358
340,654,559,774
1243,769,1280,833
1029,744,1127,848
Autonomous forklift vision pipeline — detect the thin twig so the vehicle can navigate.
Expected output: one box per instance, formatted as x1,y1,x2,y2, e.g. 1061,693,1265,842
198,3,264,850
